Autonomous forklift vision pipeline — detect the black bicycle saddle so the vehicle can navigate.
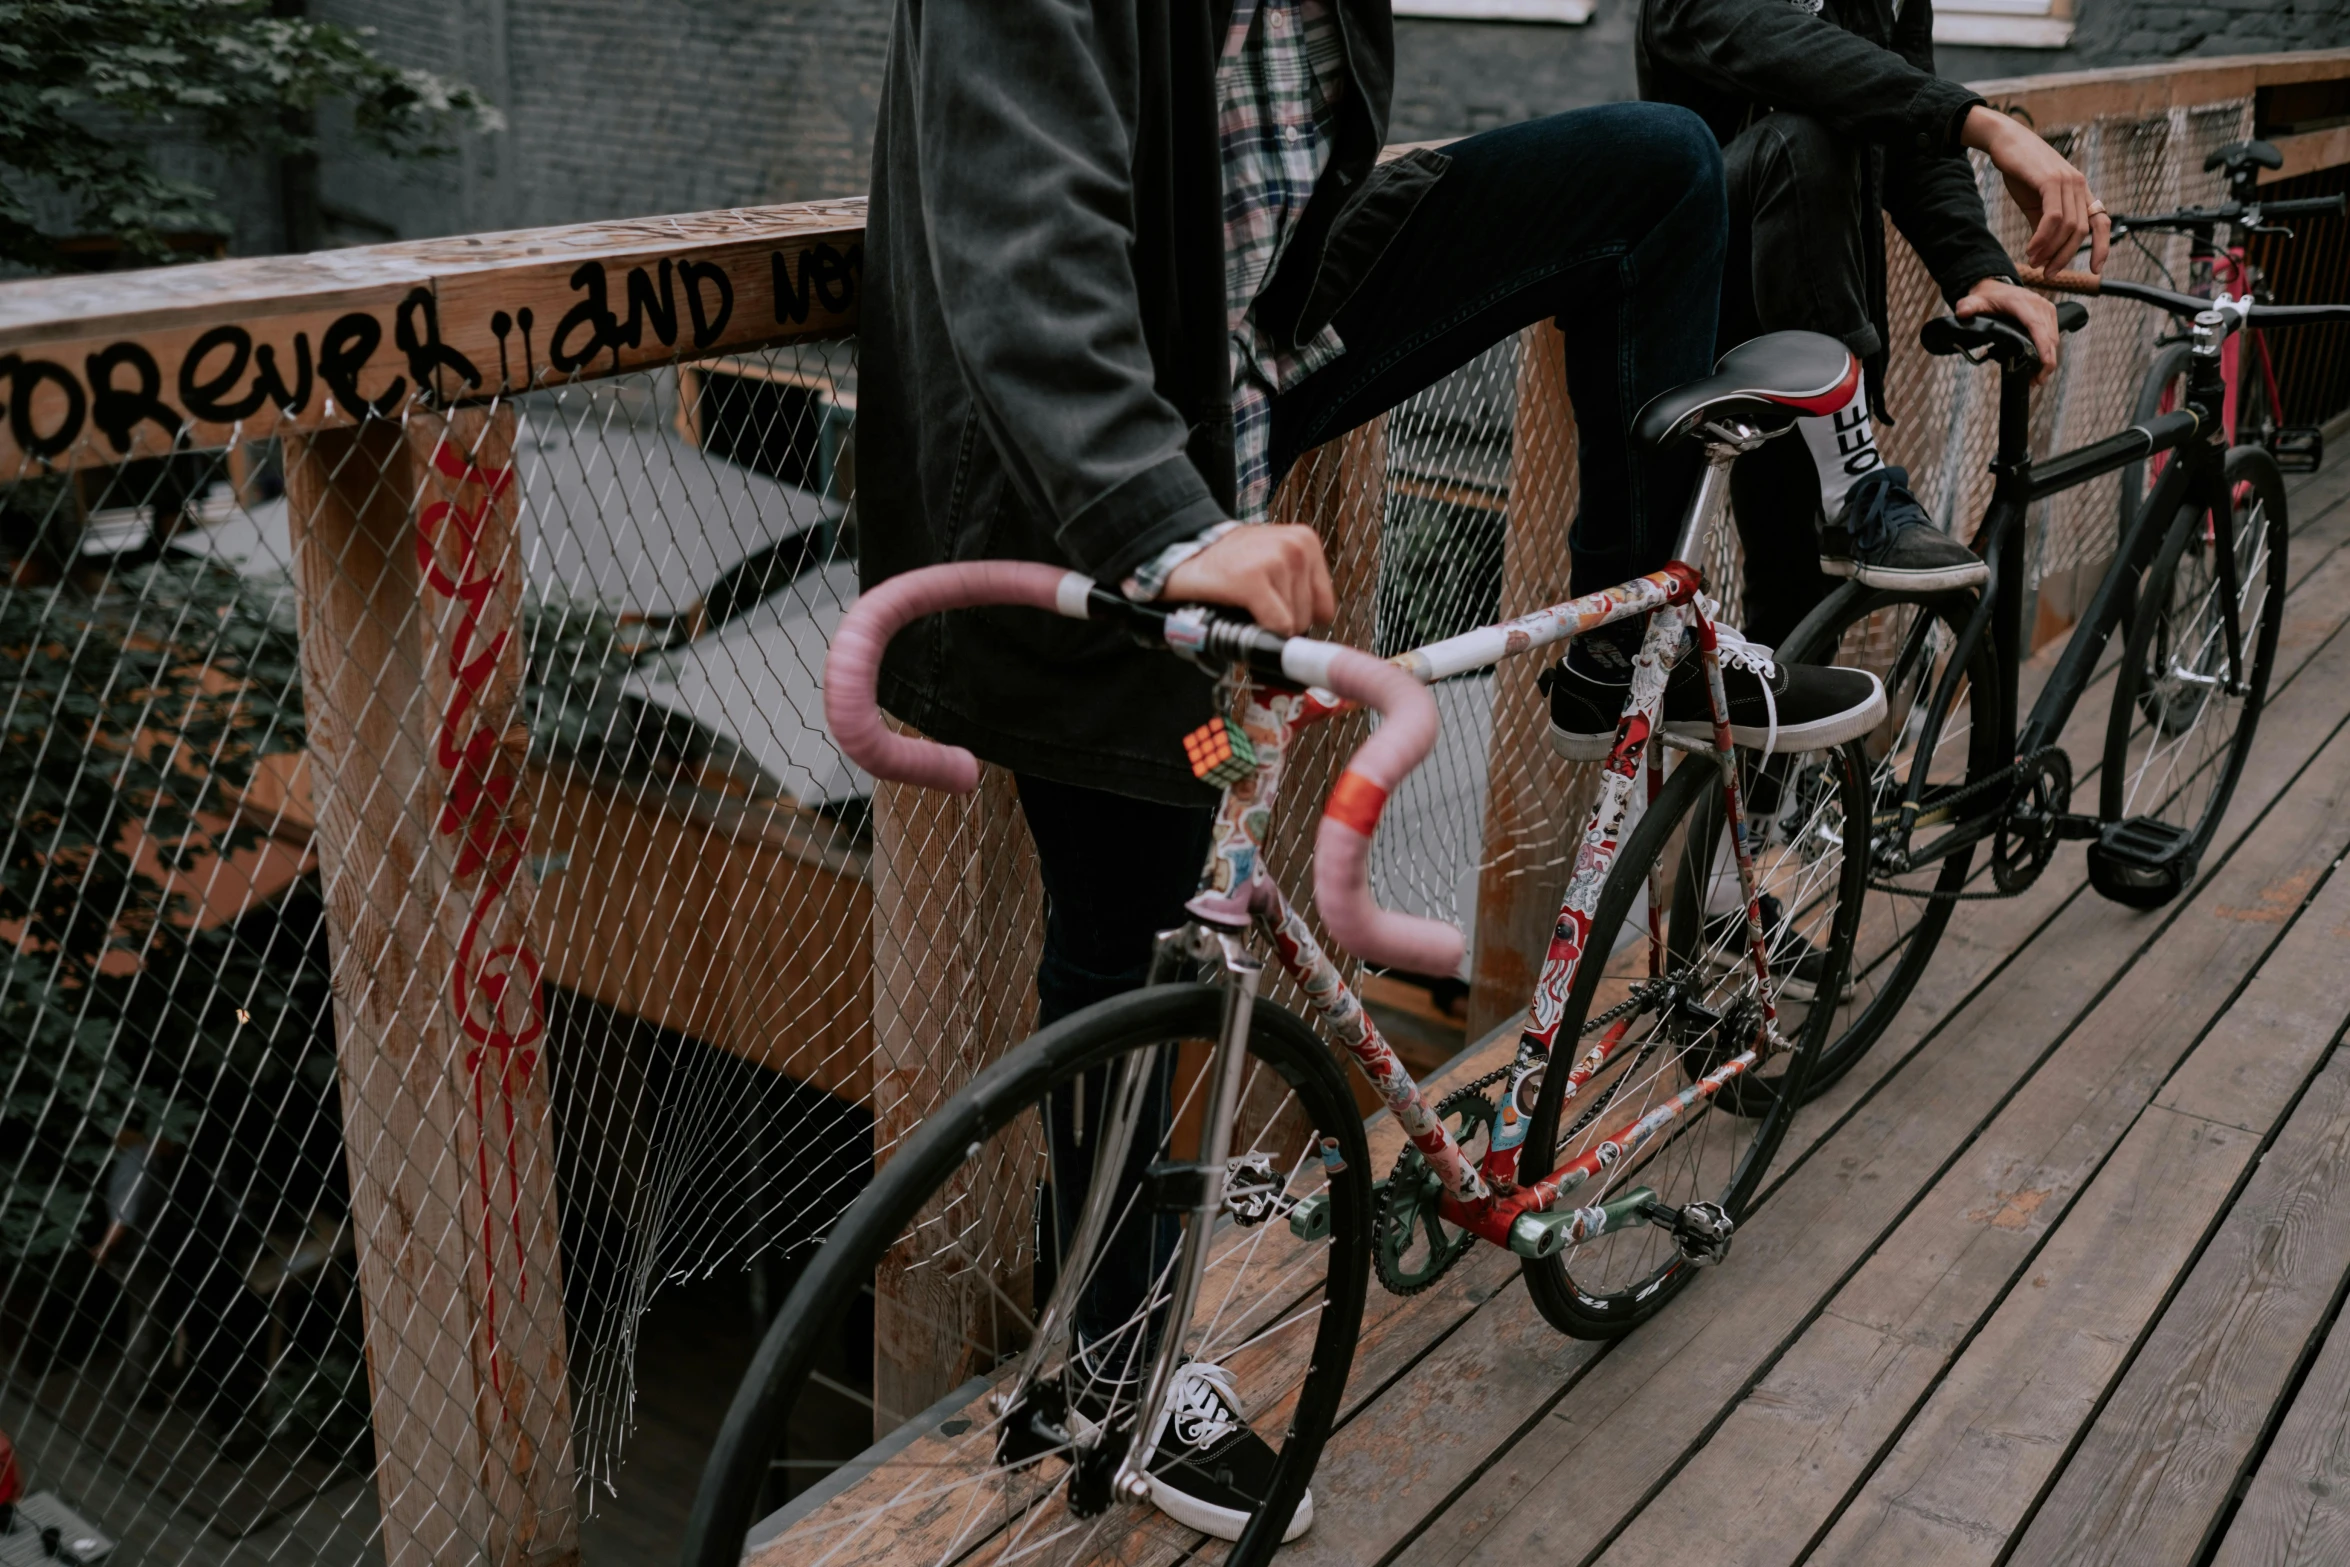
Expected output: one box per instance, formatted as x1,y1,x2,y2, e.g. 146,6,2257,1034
1633,331,1857,450
2206,139,2284,178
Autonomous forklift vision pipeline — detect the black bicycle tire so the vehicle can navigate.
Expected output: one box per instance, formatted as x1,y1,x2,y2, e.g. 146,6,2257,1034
1670,740,1874,1115
1516,754,1816,1339
680,983,1373,1567
2099,445,2289,848
1776,583,2004,1099
2119,342,2195,544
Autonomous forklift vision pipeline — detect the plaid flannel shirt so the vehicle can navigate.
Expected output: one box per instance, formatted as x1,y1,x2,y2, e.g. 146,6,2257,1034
1122,0,1350,599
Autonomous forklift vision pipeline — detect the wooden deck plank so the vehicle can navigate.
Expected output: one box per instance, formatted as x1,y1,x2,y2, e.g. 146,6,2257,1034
1586,526,2350,1566
2211,1237,2350,1566
1792,843,2350,1567
2006,1047,2350,1566
1375,533,2350,1567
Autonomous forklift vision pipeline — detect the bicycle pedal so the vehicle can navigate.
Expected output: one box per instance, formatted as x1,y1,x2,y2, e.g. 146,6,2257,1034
2269,426,2323,474
1638,1197,1736,1266
2086,817,2199,910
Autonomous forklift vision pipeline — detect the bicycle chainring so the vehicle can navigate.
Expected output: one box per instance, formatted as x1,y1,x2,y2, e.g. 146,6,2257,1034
1993,748,2074,895
1372,1088,1494,1296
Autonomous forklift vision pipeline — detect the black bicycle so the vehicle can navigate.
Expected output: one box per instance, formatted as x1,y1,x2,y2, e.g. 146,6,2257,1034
1778,273,2350,1096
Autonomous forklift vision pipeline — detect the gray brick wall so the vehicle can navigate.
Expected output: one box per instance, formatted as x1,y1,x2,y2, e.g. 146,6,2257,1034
307,0,888,245
262,0,2347,254
1940,0,2350,84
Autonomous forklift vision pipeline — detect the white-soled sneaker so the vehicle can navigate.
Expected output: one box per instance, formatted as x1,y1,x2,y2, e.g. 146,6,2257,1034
1543,622,1886,762
1820,466,1989,591
1142,1361,1311,1543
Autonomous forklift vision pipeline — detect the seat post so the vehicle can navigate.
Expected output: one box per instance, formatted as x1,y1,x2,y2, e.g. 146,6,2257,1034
1670,421,1769,570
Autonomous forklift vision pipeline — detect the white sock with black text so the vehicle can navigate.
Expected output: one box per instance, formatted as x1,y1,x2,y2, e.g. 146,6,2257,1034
1799,368,1884,518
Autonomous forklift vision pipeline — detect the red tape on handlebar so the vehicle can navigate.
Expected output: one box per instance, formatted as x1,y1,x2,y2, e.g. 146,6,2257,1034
1324,770,1390,835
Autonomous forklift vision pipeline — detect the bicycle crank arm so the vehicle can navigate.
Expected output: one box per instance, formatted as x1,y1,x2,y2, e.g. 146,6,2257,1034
1506,1186,1658,1259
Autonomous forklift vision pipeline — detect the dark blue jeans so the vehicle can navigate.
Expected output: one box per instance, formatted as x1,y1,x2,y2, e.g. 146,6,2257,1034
1022,101,1726,1359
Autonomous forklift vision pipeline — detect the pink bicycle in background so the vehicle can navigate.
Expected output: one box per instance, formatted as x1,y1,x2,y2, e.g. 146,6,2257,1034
684,333,1885,1567
2114,138,2345,528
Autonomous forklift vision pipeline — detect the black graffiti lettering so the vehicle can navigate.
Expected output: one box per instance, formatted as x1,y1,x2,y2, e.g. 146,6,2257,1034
395,287,482,395
809,243,853,312
178,324,267,423
549,262,619,373
772,242,860,326
253,334,314,414
773,249,815,323
2,355,88,460
321,312,405,416
620,260,678,349
86,341,182,455
681,260,732,347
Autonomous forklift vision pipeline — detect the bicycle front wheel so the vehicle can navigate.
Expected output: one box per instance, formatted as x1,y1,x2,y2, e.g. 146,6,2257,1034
2102,445,2288,863
1517,742,1867,1339
683,983,1372,1567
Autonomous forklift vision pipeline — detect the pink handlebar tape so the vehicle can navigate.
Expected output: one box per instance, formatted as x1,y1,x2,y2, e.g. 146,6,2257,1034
1306,645,1469,979
823,561,1089,793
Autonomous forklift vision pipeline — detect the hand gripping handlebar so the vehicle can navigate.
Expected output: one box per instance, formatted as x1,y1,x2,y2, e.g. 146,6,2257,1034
822,562,1467,976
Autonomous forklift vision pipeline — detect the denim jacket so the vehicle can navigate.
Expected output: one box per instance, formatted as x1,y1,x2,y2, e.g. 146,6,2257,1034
860,0,1448,803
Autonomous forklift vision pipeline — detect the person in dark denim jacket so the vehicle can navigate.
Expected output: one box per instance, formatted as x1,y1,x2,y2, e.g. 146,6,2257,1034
1640,0,2112,642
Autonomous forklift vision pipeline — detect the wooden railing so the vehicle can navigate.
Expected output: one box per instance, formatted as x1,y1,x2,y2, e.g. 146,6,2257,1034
3,47,2347,1567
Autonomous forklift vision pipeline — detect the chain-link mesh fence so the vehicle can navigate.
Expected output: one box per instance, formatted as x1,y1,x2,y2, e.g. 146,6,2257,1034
1,66,2341,1567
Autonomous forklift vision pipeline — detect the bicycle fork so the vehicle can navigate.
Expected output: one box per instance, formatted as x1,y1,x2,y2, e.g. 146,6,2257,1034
1113,928,1262,1505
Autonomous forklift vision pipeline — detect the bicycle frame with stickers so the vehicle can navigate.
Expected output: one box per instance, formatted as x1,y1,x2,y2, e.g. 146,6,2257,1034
820,405,1821,1501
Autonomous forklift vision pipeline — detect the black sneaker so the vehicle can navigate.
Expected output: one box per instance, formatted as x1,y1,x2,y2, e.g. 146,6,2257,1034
1543,623,1886,762
1821,467,1989,591
1141,1361,1311,1542
1703,892,1839,991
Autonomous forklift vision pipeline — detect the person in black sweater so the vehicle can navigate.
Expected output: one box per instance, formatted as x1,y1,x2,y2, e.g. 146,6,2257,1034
1638,0,2111,647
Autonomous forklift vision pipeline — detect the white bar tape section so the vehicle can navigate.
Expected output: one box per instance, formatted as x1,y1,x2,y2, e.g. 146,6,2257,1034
1281,638,1344,690
1055,570,1094,619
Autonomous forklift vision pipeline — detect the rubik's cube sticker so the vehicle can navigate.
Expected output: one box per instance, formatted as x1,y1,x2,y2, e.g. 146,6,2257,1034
1183,714,1259,786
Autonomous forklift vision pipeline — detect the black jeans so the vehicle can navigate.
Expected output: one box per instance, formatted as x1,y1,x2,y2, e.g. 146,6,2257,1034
1022,101,1727,1357
1720,110,1872,649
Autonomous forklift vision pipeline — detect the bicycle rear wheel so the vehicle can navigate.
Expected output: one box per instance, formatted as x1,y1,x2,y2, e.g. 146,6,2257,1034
1516,743,1866,1339
683,983,1372,1567
2101,446,2288,876
1777,586,2004,1097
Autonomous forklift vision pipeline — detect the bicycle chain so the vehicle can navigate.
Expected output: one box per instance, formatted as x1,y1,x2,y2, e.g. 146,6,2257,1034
1372,1086,1494,1296
1865,746,2065,903
1440,979,1672,1106
1370,982,1676,1296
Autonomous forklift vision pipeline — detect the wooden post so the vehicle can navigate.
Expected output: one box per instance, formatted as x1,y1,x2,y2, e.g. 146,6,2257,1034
285,408,580,1567
867,762,1046,1432
1466,323,1596,1045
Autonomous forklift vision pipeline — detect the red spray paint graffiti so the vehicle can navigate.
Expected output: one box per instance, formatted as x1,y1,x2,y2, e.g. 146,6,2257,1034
419,436,546,1394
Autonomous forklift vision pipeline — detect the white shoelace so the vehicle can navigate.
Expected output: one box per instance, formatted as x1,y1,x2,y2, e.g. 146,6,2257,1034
1696,600,1781,763
1154,1360,1245,1452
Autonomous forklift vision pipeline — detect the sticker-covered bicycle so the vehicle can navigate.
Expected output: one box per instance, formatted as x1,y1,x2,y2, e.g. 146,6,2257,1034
681,330,1893,1567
